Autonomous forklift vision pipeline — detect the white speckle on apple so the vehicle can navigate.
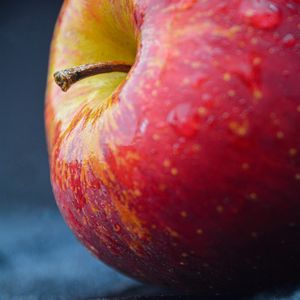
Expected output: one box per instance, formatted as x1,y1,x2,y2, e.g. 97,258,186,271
216,205,224,213
180,211,187,218
227,89,236,97
152,133,160,141
197,106,207,116
241,162,250,170
289,148,297,157
253,88,263,100
163,159,171,168
276,131,284,139
171,168,179,176
228,121,249,137
223,72,231,81
196,228,203,235
249,192,258,201
252,56,262,66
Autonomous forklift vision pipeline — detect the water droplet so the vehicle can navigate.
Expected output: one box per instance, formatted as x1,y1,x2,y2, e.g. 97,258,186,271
167,103,200,137
139,119,149,134
286,3,297,13
282,34,297,47
240,0,281,29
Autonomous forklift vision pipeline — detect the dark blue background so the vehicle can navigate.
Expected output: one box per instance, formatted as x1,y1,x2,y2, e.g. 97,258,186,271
0,1,299,299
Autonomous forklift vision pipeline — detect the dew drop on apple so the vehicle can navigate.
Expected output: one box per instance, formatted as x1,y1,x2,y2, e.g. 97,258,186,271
282,34,297,48
240,0,281,29
167,103,200,138
139,119,149,135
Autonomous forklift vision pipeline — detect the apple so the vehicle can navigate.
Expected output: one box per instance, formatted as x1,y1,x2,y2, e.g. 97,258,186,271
45,0,300,296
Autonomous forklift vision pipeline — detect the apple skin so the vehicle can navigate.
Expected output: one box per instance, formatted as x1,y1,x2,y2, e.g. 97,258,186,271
45,0,300,295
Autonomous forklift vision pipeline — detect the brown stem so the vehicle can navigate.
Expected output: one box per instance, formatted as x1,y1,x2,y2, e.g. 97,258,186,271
53,61,132,92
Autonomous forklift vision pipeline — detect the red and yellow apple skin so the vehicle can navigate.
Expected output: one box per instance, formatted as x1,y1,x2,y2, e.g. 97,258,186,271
45,0,300,295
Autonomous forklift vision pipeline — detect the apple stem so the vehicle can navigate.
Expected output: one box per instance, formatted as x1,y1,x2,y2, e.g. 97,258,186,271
53,61,132,92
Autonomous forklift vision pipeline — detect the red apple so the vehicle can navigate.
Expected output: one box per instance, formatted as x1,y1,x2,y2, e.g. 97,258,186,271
45,0,300,296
